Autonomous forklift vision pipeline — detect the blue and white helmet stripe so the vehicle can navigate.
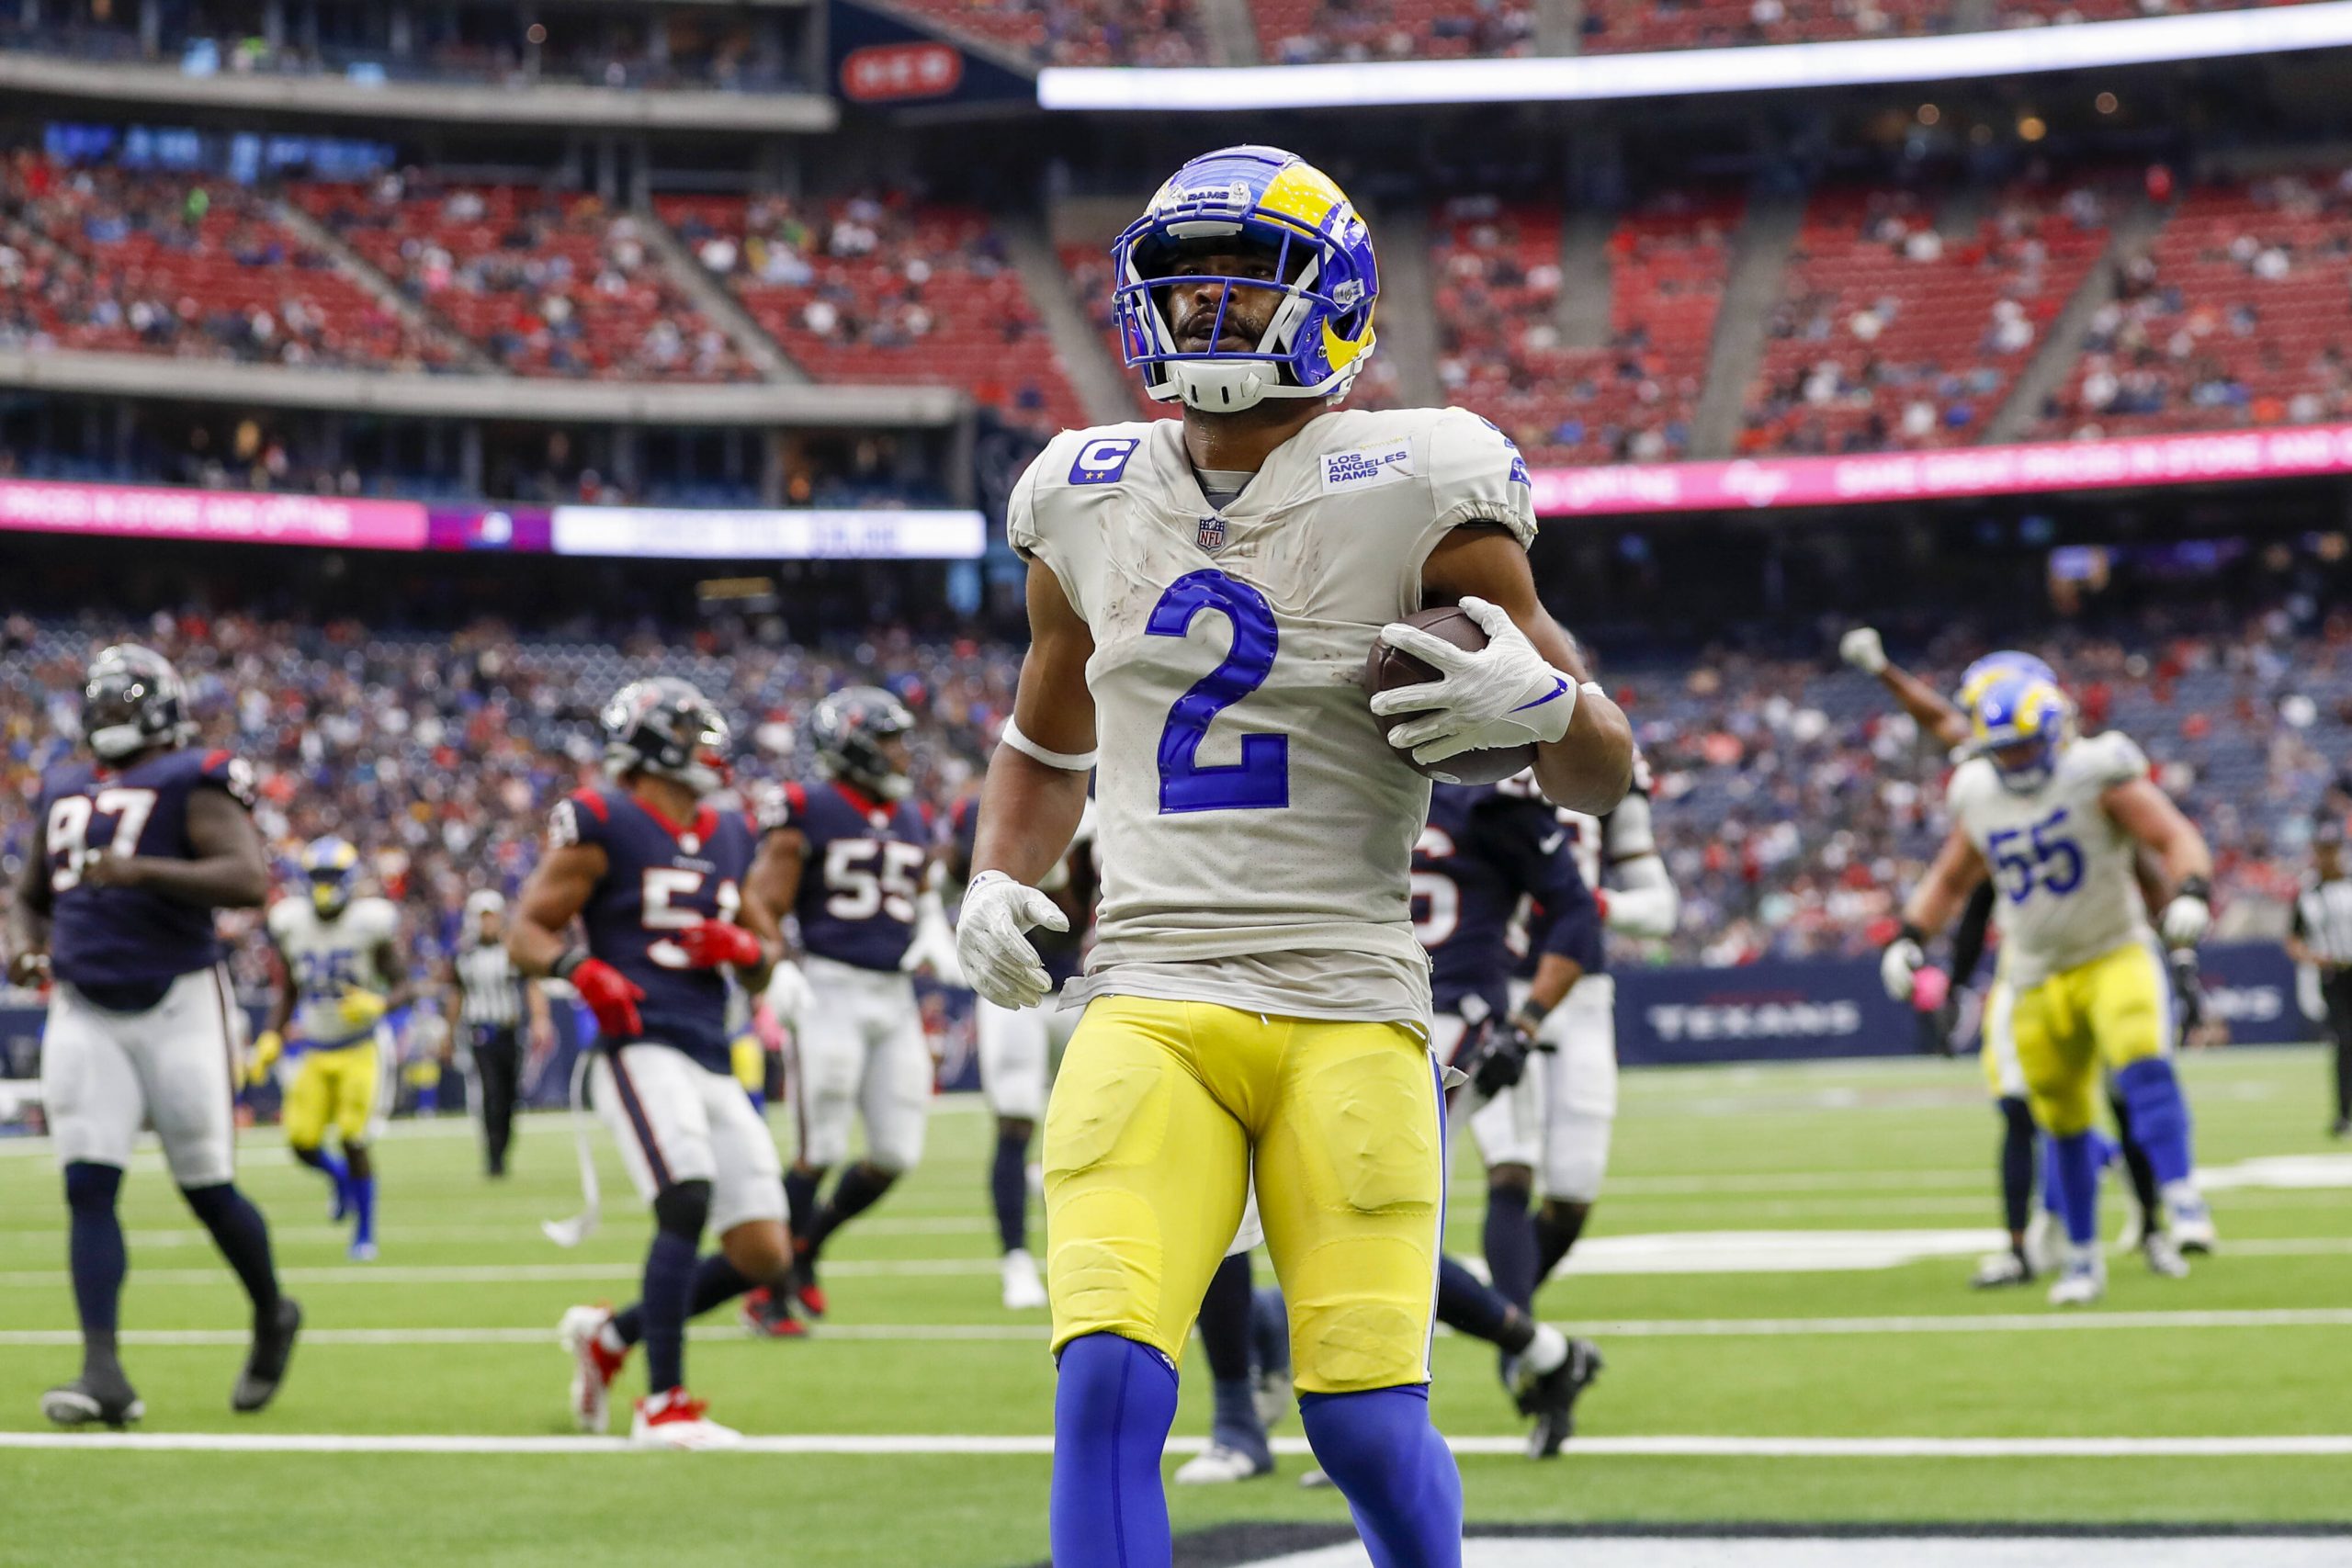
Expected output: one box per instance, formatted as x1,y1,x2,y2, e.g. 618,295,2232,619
1112,145,1379,413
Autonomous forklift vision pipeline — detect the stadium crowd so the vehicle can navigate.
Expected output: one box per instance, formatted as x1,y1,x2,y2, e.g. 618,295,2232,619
4,591,2345,990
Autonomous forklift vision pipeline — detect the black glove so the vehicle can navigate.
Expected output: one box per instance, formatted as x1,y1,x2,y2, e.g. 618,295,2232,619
1470,1014,1542,1100
2167,946,2207,1033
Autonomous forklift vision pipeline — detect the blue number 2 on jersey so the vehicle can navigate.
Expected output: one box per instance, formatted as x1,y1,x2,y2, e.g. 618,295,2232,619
1148,570,1289,814
1987,807,2085,903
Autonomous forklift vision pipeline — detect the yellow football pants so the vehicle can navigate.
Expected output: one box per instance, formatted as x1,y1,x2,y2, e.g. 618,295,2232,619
1042,996,1444,1394
283,1039,382,1150
2009,937,2170,1137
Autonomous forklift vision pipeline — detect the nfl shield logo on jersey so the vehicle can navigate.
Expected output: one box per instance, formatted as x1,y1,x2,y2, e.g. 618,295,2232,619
1196,516,1227,553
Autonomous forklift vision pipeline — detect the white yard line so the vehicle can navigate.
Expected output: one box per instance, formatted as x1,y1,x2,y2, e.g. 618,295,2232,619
6,1305,2349,1348
0,1431,2346,1459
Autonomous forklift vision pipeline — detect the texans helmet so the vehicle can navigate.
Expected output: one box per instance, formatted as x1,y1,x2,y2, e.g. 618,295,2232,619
1970,673,2074,795
301,835,362,920
81,643,194,762
1112,144,1379,412
601,677,733,796
809,686,916,802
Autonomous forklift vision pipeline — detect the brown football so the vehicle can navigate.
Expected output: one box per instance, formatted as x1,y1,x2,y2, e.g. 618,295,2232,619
1361,604,1541,785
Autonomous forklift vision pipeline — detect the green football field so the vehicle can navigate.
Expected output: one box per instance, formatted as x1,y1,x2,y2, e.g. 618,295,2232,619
3,1045,2347,1567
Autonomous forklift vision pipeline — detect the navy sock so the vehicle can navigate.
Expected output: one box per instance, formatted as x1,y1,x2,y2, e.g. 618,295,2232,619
1436,1255,1532,1355
990,1131,1030,1254
639,1227,698,1394
2049,1132,2101,1247
63,1163,126,1370
784,1168,820,1244
1300,1384,1464,1568
350,1175,376,1248
1482,1182,1537,1310
1250,1285,1291,1387
1196,1252,1254,1382
806,1163,895,1256
1532,1201,1588,1287
2115,1058,2195,1188
1211,1377,1270,1460
293,1144,348,1197
2109,1089,2162,1223
1997,1096,2036,1235
1050,1334,1178,1568
612,1252,757,1348
179,1183,281,1317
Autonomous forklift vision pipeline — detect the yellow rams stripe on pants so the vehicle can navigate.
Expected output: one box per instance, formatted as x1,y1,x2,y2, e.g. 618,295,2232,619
2008,934,2172,1138
1041,996,1445,1395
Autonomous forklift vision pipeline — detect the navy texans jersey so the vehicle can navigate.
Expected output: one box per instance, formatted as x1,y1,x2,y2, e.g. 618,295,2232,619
1512,761,1648,981
551,784,759,1072
1414,781,1600,1021
777,781,930,972
949,795,1091,988
39,746,256,1000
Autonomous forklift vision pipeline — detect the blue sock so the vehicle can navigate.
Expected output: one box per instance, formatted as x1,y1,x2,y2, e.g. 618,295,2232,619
294,1145,348,1205
63,1163,126,1361
1299,1385,1463,1568
415,1085,438,1115
639,1227,698,1394
1050,1334,1178,1568
990,1130,1030,1254
351,1176,376,1248
2038,1134,2064,1218
1481,1182,1537,1310
2114,1058,2195,1187
2049,1132,2101,1247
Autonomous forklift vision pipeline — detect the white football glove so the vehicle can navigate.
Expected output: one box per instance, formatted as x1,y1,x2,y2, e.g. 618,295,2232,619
1369,596,1577,770
764,960,812,1029
1881,936,1926,1002
900,888,967,987
2161,891,2211,948
956,871,1068,1010
1839,626,1888,675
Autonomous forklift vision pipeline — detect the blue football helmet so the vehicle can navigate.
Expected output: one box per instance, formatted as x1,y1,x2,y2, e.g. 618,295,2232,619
81,643,192,762
301,835,361,919
1970,674,2073,795
601,677,732,796
1112,145,1379,412
1957,650,2058,712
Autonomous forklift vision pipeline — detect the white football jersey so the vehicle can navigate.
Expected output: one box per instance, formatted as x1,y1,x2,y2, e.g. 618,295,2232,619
1946,730,2151,989
1010,406,1538,1025
267,895,400,1046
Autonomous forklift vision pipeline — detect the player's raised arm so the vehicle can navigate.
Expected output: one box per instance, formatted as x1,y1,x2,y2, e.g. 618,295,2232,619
957,558,1094,1010
81,784,269,908
1411,526,1634,817
1840,626,1970,750
2104,777,2215,946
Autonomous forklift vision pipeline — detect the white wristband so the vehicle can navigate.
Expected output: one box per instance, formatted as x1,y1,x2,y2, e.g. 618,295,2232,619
1001,718,1097,773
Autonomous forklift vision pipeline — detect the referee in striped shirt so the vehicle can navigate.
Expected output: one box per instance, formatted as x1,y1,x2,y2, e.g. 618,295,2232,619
447,890,550,1177
2287,823,2352,1139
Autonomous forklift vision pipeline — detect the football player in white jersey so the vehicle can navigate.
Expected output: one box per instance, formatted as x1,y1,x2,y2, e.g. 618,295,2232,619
1476,754,1678,1312
954,144,1632,1567
1843,631,2184,1283
1883,674,2217,1306
252,836,411,1260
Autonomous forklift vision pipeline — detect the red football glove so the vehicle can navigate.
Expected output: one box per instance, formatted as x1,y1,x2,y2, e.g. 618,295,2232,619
570,958,646,1039
676,919,764,971
1593,888,1611,924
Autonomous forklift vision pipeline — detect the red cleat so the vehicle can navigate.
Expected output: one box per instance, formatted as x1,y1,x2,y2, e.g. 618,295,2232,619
739,1286,808,1338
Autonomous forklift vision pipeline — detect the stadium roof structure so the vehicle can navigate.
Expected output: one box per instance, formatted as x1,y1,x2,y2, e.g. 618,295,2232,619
1039,1,2352,111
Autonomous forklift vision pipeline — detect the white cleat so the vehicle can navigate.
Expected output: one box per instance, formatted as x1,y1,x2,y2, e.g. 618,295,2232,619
1173,1442,1273,1484
2022,1209,2059,1276
1970,1250,2034,1290
1000,1248,1048,1311
2048,1251,2107,1308
2165,1186,2218,1255
630,1388,741,1450
347,1240,378,1263
559,1304,626,1435
2143,1231,2190,1279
